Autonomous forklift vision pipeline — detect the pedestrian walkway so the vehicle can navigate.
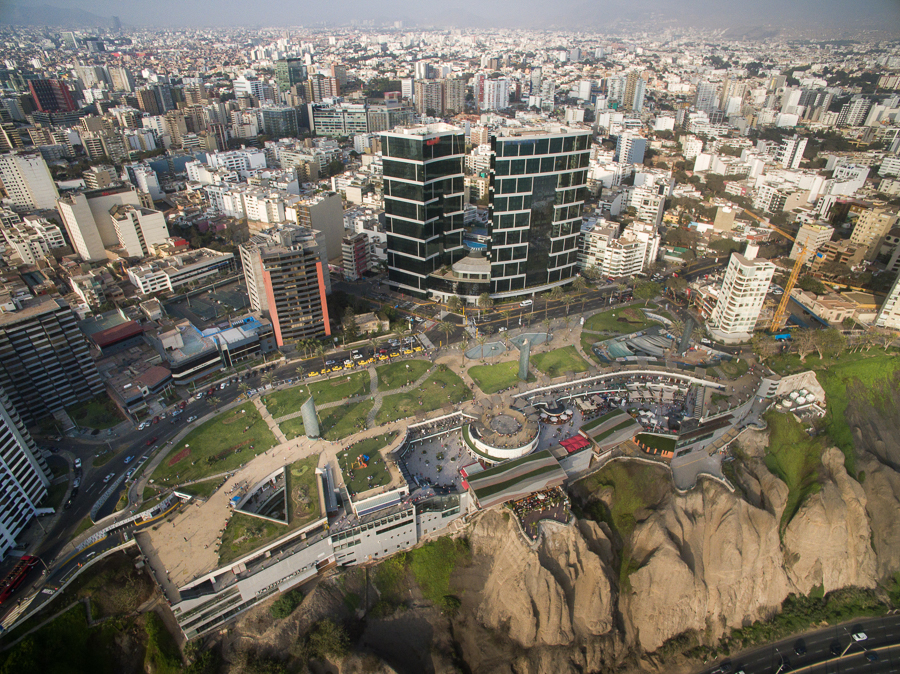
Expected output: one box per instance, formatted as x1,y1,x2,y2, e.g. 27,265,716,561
252,396,287,444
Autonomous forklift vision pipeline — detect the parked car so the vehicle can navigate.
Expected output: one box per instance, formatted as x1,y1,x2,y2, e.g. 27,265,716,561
147,436,157,446
187,416,197,423
74,458,81,469
519,299,533,307
196,392,204,400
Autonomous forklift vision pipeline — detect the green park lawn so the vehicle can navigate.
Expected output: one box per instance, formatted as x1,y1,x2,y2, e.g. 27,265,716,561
376,359,431,390
151,404,277,486
66,395,124,430
264,371,370,418
581,333,602,363
281,416,306,440
218,455,321,565
763,410,825,532
338,432,396,495
583,302,659,334
530,346,591,378
376,367,470,425
468,361,533,394
178,479,220,499
318,400,375,440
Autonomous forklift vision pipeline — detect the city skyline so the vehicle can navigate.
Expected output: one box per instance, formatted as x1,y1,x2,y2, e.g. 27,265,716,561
2,0,900,34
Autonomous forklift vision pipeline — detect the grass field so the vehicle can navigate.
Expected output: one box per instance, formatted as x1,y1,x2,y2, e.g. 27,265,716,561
763,410,825,532
218,455,320,565
408,537,470,607
281,416,306,440
575,460,669,592
318,399,375,440
73,515,94,536
635,433,677,453
338,432,396,495
816,353,900,477
376,359,430,390
530,345,591,378
67,395,123,430
178,480,220,499
468,361,533,394
375,367,470,425
581,333,602,362
264,371,370,418
583,302,659,334
718,358,749,379
150,404,277,486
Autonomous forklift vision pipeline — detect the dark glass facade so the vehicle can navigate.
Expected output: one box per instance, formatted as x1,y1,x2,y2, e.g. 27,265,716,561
489,130,591,295
382,128,466,298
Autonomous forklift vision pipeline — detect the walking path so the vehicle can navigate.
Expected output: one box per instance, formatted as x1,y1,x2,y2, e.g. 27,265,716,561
252,396,287,444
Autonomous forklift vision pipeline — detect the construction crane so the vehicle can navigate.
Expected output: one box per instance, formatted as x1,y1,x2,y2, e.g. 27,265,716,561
741,209,807,332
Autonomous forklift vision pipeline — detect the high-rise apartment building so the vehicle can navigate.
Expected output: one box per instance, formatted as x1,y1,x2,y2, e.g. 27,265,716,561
136,88,161,116
414,80,443,116
240,226,331,346
622,72,646,113
694,81,719,115
790,223,833,263
775,135,808,169
57,186,142,261
708,250,775,337
487,126,591,296
838,97,872,127
442,78,466,115
109,204,169,258
274,58,307,94
0,296,104,425
0,151,59,211
259,106,299,138
850,207,899,262
480,79,510,111
381,124,466,298
615,132,647,165
875,272,900,331
578,219,660,277
28,79,76,113
0,385,50,560
342,232,369,281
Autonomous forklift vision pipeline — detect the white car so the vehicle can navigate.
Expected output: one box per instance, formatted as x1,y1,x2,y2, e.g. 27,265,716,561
138,422,147,430
195,392,204,400
220,382,227,389
344,359,353,367
520,299,533,307
186,416,197,423
851,627,868,642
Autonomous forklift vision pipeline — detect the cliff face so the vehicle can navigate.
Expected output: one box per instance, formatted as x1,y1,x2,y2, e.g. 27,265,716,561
470,510,616,649
782,447,878,595
622,478,792,653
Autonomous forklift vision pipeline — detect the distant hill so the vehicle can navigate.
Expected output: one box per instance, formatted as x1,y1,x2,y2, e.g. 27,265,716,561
0,3,108,27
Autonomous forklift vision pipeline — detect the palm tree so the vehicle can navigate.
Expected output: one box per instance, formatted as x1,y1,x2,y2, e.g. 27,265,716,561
438,320,453,348
563,295,576,316
476,335,488,363
314,343,327,370
542,317,552,345
478,292,493,319
573,275,589,313
238,382,250,398
208,395,220,411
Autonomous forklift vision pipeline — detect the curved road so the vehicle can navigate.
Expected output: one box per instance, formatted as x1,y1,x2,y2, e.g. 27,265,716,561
699,614,900,674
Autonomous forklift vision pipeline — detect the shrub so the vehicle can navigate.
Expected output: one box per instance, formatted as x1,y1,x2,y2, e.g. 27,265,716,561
270,588,303,619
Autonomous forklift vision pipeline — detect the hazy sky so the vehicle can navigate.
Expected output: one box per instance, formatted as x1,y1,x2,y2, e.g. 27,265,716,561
5,0,900,33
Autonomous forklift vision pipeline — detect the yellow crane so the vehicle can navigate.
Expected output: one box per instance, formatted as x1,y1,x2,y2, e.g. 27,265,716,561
741,209,807,332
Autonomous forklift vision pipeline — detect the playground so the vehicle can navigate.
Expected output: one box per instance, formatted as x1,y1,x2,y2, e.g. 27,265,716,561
337,432,396,496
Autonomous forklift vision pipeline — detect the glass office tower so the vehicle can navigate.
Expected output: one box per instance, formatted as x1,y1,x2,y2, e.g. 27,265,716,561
382,124,466,298
489,127,592,295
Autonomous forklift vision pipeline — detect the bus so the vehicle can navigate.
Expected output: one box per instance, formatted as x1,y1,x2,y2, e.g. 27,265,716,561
0,555,39,605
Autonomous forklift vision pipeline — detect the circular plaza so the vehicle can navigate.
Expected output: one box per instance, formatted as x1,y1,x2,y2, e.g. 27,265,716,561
462,400,541,464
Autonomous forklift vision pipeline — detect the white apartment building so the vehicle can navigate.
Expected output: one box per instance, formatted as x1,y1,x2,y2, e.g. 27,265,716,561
875,273,900,330
681,136,704,160
628,171,673,227
0,152,59,211
57,192,106,261
775,135,808,170
127,164,163,201
206,148,267,172
110,204,170,258
0,386,50,560
790,223,833,263
127,248,235,294
481,78,510,111
578,219,661,277
708,250,776,339
2,218,65,264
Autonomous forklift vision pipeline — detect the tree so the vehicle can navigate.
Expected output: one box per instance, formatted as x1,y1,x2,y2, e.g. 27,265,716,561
446,295,463,315
820,327,847,359
314,343,327,369
795,328,818,362
238,382,250,398
572,275,590,313
342,307,359,344
438,320,453,348
305,619,350,660
477,292,493,317
542,317,552,343
797,275,828,295
270,588,303,619
634,280,661,306
475,335,488,363
563,295,576,316
751,332,779,362
207,395,220,411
